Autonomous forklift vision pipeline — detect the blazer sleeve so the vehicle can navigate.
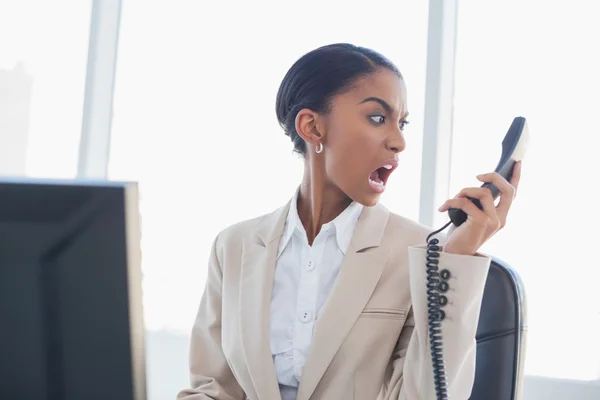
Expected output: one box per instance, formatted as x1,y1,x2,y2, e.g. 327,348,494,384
382,246,491,400
176,235,245,400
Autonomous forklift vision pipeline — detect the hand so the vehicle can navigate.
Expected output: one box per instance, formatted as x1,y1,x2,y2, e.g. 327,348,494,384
437,161,522,256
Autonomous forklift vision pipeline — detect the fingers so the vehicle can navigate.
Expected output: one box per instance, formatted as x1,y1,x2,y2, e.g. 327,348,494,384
439,187,501,230
438,198,495,230
476,166,519,219
438,197,482,216
454,187,496,215
475,171,516,199
510,160,522,191
440,162,522,230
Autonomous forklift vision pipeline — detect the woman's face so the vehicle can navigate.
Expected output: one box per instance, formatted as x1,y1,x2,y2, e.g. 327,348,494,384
320,68,409,207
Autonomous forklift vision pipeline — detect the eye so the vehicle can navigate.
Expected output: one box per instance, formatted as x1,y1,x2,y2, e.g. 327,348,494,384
370,115,386,125
400,120,410,131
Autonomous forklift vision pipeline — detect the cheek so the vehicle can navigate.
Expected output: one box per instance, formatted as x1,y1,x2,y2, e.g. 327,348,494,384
329,119,375,153
326,124,376,183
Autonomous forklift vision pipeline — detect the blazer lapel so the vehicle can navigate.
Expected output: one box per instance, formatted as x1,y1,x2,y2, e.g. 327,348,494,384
239,202,290,400
296,203,391,400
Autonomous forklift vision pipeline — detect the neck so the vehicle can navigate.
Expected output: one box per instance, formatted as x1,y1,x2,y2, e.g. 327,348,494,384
297,161,352,245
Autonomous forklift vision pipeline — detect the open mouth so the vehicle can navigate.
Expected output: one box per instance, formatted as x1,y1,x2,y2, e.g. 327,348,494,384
368,161,398,192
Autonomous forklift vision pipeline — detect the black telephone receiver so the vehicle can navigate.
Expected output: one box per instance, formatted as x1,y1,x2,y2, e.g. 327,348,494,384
425,117,529,400
448,116,530,227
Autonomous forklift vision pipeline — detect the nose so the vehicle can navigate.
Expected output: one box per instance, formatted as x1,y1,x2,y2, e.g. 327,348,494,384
386,128,406,153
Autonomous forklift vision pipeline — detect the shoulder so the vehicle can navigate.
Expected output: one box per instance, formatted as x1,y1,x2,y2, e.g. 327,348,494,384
384,206,446,247
213,203,288,252
214,213,268,249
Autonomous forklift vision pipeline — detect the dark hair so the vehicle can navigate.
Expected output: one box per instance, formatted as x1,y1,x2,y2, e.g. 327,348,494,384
275,43,403,156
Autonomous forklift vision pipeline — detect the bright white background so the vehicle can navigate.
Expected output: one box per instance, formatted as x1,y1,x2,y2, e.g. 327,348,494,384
1,0,600,398
0,0,92,178
449,0,600,381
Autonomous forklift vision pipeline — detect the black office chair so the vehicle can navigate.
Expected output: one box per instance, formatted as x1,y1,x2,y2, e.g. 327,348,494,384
470,257,527,400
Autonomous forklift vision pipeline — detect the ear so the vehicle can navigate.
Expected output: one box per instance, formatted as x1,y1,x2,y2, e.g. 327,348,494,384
295,108,325,149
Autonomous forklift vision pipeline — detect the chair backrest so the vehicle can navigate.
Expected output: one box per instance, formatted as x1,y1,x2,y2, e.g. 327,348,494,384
470,257,527,400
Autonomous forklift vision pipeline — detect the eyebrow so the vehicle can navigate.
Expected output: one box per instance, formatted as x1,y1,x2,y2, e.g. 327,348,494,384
359,97,409,119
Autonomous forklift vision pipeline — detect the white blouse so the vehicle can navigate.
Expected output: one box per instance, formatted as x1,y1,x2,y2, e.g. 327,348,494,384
268,190,363,400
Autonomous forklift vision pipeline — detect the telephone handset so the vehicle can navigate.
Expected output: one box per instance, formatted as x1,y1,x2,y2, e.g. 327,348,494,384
448,116,530,226
425,116,529,400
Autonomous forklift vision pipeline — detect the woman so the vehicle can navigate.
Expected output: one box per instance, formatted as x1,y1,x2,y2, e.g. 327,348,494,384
177,43,521,400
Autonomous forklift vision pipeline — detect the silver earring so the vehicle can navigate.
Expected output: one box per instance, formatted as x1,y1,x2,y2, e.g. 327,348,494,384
315,142,323,153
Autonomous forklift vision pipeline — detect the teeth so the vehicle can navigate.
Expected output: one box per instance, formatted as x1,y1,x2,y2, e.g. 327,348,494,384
382,165,393,170
369,178,384,187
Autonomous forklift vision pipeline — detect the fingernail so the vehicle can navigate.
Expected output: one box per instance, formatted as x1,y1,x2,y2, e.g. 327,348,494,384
476,174,484,178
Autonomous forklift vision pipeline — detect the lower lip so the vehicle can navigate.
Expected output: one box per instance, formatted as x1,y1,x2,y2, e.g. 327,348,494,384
368,179,386,193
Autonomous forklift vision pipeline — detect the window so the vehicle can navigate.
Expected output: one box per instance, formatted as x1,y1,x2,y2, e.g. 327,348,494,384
451,0,600,380
109,1,430,397
0,0,92,178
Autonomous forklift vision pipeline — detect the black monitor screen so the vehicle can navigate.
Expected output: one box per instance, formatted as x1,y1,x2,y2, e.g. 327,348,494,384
0,179,145,400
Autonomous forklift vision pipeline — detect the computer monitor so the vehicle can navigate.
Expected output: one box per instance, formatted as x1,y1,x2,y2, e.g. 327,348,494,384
0,178,146,400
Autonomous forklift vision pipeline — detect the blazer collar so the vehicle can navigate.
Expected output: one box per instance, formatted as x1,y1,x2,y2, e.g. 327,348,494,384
254,200,290,247
238,200,290,400
239,199,390,400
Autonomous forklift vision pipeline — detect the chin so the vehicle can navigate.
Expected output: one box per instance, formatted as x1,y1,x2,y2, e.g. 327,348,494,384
355,193,382,207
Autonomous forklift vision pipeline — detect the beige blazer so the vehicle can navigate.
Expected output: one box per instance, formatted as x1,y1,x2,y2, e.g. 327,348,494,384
177,200,491,400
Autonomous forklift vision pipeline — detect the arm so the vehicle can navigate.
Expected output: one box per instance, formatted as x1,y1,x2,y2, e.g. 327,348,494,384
382,246,491,400
382,163,519,399
176,235,245,400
